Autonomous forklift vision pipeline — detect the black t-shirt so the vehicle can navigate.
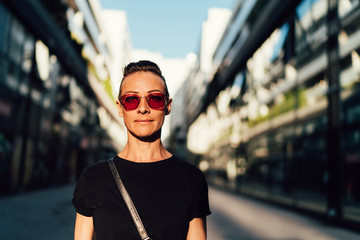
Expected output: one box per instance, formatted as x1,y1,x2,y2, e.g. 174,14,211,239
73,155,211,240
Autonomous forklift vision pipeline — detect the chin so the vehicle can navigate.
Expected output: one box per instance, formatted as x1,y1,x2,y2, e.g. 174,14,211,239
130,129,161,141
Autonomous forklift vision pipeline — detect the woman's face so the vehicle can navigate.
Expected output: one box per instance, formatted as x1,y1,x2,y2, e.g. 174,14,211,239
116,71,172,140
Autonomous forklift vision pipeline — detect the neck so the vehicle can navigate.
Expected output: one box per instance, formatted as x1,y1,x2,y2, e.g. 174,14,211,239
118,131,172,163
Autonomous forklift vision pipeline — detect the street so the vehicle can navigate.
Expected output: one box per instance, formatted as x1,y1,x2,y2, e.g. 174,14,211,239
207,187,360,240
0,185,75,240
1,184,359,240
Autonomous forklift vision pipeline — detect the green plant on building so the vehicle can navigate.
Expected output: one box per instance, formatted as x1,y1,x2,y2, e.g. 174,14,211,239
248,87,306,127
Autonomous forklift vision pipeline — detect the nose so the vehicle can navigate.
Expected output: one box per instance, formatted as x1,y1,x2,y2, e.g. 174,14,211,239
137,96,150,113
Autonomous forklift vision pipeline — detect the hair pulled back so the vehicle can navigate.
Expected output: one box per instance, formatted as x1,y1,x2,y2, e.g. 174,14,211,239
118,60,169,99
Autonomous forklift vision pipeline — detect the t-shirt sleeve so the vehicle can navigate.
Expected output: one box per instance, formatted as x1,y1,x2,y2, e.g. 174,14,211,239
189,172,211,220
72,170,95,217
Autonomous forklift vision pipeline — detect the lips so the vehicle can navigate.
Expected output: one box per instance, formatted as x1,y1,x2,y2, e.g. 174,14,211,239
135,119,153,122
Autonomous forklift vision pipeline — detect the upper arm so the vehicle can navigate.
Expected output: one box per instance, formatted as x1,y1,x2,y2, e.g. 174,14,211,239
187,217,207,240
74,213,94,240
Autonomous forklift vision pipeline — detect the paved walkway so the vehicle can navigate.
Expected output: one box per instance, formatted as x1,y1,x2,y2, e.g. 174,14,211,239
207,187,360,240
0,184,75,240
1,184,360,240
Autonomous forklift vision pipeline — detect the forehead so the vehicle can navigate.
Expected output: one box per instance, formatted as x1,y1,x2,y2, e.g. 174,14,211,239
122,71,165,92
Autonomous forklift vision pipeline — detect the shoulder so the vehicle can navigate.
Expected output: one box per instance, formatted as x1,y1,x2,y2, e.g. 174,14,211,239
78,159,111,180
169,155,205,179
169,156,209,202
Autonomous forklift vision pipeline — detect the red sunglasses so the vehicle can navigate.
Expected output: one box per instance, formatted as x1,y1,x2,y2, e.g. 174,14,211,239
120,93,167,111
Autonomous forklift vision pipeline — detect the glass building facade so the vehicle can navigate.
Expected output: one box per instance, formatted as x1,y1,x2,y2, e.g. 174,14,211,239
0,1,115,195
188,0,360,227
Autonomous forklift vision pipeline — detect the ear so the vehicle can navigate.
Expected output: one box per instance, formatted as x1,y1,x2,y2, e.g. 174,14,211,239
165,98,172,115
116,100,124,118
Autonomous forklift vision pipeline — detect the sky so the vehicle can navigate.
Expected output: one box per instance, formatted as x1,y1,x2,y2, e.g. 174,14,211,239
100,0,236,59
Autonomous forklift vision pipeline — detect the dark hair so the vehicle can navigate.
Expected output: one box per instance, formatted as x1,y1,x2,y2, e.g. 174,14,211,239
118,60,169,99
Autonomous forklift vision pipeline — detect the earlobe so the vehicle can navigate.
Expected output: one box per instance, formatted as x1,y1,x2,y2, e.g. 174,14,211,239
165,98,172,115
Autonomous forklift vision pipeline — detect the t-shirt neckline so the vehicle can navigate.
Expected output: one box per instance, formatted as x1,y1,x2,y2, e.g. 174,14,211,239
114,155,174,165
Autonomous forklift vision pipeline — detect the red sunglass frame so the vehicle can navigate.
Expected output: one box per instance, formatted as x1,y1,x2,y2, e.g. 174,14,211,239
120,93,167,111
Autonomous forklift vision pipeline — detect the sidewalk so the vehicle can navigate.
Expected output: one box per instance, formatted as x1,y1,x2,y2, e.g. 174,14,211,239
1,184,360,240
0,184,76,240
207,187,360,240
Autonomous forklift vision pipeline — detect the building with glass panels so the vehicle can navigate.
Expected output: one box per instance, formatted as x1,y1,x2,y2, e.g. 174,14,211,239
0,0,128,195
184,0,360,228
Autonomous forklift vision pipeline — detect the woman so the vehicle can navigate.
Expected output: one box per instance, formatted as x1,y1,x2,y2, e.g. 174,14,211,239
73,60,211,240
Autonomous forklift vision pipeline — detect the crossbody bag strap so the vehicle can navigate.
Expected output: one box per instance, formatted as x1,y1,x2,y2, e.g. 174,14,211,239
107,158,151,240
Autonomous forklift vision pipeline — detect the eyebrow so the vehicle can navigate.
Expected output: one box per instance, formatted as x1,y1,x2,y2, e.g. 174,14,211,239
123,89,163,94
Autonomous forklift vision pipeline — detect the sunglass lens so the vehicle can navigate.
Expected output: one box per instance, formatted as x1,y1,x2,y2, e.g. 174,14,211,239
124,96,140,110
148,94,165,108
